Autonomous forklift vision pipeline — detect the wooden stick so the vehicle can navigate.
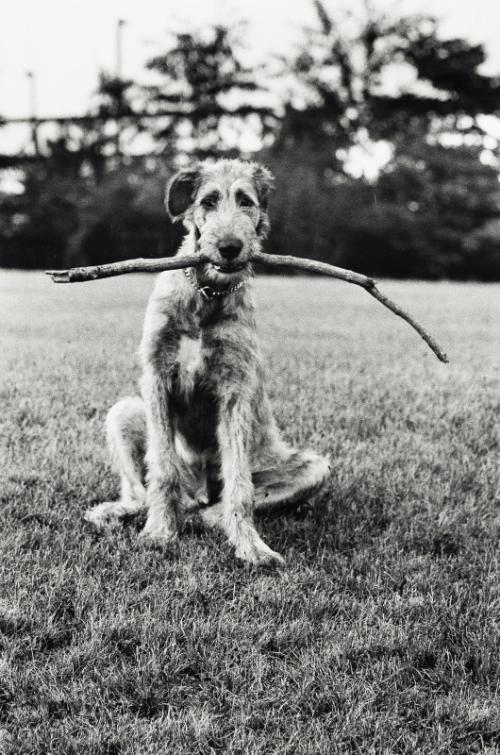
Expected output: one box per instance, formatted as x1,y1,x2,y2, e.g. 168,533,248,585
45,251,448,362
45,253,204,283
252,252,449,363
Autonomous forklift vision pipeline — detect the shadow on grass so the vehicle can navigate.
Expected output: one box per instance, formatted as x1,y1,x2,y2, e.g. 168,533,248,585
258,479,393,560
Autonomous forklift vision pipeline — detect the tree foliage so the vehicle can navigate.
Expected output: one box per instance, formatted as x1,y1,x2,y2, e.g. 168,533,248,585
283,1,500,151
145,25,274,159
265,1,500,278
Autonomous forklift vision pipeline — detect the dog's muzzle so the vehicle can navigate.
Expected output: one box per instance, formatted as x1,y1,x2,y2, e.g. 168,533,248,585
213,236,245,272
212,261,247,273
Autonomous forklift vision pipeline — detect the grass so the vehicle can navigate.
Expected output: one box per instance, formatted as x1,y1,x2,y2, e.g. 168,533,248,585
1,270,500,754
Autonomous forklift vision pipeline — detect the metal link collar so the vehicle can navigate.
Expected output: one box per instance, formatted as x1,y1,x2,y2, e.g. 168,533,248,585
183,268,246,301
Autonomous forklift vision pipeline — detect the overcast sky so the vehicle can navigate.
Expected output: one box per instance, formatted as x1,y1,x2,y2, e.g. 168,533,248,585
2,0,500,121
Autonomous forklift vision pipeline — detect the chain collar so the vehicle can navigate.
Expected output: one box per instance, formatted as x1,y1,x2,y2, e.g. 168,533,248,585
183,268,246,301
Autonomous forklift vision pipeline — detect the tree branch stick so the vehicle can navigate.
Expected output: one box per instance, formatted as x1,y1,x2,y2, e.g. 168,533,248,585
45,250,448,362
252,252,448,363
45,253,204,283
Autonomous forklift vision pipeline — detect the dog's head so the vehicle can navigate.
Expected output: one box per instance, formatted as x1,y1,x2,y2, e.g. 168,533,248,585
166,159,274,285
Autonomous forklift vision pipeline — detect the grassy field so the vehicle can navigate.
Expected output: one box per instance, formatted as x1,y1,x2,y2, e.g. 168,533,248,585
1,270,500,754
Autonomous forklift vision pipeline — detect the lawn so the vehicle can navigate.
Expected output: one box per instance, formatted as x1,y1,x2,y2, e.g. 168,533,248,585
1,270,500,754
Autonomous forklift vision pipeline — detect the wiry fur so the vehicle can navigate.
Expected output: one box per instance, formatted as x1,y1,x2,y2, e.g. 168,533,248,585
85,159,330,565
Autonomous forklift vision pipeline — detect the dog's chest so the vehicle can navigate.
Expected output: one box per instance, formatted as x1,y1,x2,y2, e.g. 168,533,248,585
176,334,205,392
170,334,217,452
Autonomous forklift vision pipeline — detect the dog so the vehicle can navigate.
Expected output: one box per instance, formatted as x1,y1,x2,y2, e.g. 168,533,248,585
85,159,330,565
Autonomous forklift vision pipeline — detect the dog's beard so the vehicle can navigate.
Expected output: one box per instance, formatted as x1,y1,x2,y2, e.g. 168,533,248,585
193,223,260,287
196,243,258,286
197,259,252,288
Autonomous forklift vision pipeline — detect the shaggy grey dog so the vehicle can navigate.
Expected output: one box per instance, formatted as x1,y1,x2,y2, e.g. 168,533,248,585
85,159,329,565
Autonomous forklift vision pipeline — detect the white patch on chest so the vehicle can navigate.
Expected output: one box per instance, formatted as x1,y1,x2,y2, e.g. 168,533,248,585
177,335,203,394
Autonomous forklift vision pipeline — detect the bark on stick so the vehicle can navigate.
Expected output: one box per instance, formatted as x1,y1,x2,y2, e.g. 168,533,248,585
45,253,203,283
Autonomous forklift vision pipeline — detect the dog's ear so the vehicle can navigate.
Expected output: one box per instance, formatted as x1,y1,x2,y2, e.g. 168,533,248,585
165,168,201,220
253,164,274,211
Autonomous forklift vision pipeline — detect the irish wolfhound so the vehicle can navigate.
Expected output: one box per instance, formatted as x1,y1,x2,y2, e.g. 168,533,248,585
85,159,330,565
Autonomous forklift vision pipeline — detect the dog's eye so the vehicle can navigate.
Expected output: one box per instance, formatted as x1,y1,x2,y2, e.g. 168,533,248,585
237,192,255,208
200,193,219,209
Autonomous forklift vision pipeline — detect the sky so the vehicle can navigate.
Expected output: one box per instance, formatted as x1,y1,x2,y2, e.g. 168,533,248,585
1,0,500,161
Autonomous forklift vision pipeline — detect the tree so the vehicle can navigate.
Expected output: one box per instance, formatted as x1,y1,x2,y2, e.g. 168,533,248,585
277,1,500,169
0,146,82,269
369,139,500,278
144,25,274,160
261,1,500,279
93,72,137,160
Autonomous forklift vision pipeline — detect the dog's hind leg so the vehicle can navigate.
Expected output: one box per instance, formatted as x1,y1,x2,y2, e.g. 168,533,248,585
200,446,330,538
84,397,147,529
252,446,330,514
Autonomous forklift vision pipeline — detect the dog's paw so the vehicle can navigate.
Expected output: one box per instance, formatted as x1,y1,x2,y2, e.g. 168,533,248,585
235,537,284,567
138,524,179,552
84,503,121,531
199,502,224,529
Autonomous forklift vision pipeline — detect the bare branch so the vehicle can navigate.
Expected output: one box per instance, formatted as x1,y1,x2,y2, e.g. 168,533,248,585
252,252,449,363
45,250,448,363
252,252,373,287
45,253,204,283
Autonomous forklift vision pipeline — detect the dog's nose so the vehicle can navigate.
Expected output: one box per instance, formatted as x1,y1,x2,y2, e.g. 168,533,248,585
217,237,243,260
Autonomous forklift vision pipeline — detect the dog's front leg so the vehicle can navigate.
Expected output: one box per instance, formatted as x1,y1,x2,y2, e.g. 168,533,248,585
217,392,284,566
139,367,180,548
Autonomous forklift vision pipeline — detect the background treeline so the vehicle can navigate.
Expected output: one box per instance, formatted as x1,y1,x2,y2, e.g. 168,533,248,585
2,1,500,279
